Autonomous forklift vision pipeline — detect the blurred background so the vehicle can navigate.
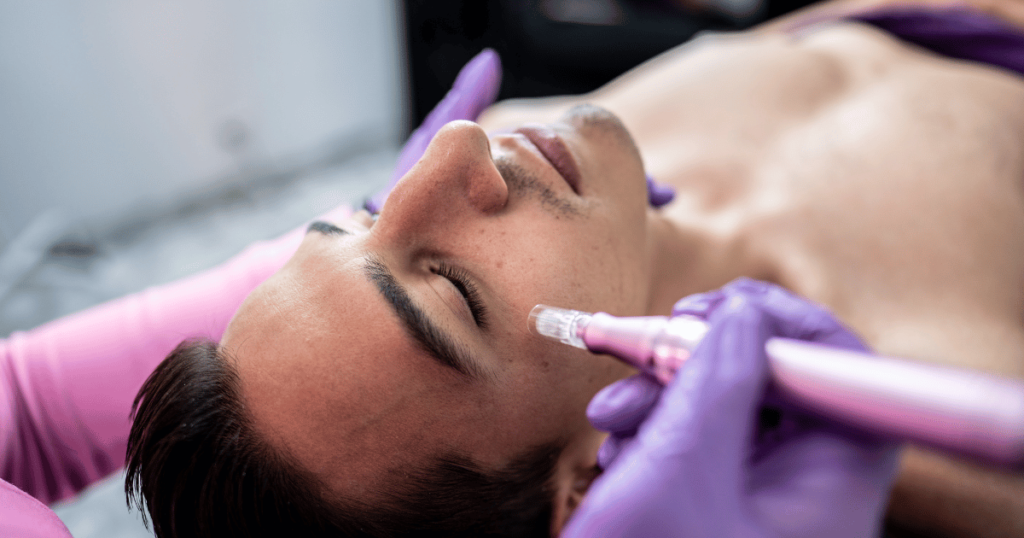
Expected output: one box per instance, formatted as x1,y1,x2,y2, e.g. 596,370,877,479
0,0,813,535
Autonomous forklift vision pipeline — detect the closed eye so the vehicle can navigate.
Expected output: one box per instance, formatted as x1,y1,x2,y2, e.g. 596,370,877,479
435,262,489,329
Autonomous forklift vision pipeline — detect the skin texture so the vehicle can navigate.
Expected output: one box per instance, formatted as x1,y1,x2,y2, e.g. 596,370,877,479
477,9,1024,537
224,3,1024,536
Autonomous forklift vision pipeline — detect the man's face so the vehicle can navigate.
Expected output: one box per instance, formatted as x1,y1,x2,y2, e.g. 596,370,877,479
221,105,651,525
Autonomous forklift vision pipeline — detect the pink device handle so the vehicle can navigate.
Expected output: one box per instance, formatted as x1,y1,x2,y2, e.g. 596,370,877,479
581,313,1024,467
766,338,1024,467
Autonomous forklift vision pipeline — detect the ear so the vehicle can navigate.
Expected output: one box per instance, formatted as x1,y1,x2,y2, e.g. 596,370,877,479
549,435,604,535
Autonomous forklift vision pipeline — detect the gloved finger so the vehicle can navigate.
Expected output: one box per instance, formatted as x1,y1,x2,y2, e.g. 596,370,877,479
671,289,726,319
366,49,502,213
395,48,501,180
436,49,502,126
587,374,662,434
638,295,773,477
678,280,868,430
393,49,501,180
646,174,676,208
719,278,867,351
596,433,631,470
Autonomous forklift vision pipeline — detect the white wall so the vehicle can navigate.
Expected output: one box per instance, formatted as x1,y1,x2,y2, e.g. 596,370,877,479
0,0,404,247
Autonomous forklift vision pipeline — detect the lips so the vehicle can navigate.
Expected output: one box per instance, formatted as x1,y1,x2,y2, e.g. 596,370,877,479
514,125,582,194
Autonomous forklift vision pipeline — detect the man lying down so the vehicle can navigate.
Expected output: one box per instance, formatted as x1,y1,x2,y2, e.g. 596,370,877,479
125,1,1024,537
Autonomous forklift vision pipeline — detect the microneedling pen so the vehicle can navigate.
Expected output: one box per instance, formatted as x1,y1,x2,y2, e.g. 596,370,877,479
528,304,1024,468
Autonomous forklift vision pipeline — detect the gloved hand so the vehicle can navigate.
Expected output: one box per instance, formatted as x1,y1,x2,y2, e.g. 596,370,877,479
563,278,899,538
646,174,675,208
364,49,503,214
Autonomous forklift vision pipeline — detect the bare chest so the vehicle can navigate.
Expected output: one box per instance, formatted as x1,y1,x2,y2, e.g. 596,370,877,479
612,24,1024,375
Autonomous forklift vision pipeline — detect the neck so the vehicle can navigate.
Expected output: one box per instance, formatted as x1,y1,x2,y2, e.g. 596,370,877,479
642,206,775,316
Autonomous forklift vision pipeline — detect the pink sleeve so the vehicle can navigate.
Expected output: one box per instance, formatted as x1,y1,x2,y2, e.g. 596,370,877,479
0,206,351,504
0,480,72,538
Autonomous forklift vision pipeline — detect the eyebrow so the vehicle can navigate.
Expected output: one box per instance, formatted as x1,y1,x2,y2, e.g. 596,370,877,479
306,220,350,236
363,257,482,380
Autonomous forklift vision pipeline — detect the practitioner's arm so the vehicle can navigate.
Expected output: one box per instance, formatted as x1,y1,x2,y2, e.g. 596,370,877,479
0,225,310,504
0,241,314,536
0,480,74,538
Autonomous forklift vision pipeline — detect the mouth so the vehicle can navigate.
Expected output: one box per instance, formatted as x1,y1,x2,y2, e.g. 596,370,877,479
514,125,582,194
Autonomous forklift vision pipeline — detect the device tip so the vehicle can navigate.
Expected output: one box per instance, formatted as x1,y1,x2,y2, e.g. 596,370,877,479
528,304,591,349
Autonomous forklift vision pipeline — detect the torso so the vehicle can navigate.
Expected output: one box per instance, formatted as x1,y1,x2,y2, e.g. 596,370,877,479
481,21,1024,377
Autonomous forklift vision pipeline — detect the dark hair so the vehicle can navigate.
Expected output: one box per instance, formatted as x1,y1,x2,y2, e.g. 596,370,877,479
125,339,563,538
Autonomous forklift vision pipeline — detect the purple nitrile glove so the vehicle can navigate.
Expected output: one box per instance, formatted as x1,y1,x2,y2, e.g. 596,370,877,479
563,278,899,538
364,48,503,214
646,174,675,208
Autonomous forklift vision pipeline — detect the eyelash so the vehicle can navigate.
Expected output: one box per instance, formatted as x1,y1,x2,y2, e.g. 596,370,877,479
435,262,489,329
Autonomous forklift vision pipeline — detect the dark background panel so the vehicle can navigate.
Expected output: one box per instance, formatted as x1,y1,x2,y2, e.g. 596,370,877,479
401,0,819,131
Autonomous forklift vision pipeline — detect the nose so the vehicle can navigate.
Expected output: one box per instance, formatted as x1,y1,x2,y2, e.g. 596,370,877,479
375,120,509,241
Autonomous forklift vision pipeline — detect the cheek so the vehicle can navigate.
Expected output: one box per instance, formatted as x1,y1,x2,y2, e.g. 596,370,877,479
499,348,622,445
434,389,569,465
504,254,588,313
496,370,592,436
490,222,647,319
596,217,650,303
